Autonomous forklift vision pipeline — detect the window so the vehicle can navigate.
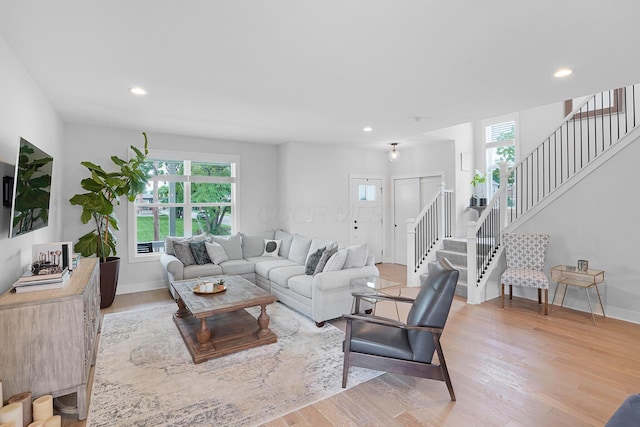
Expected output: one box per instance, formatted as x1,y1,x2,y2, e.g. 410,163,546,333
129,150,238,260
485,121,515,200
358,184,377,201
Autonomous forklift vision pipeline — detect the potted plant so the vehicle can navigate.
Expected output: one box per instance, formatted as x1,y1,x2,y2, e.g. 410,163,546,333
69,132,149,308
470,170,487,207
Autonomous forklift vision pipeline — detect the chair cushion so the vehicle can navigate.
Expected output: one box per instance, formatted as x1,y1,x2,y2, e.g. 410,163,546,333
219,259,255,276
252,258,297,278
501,268,549,289
349,320,414,361
503,233,549,270
211,233,243,260
269,265,306,289
288,274,313,298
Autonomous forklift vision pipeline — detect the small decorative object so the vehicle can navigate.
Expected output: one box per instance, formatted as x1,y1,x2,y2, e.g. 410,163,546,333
193,278,226,294
577,259,589,273
565,265,576,271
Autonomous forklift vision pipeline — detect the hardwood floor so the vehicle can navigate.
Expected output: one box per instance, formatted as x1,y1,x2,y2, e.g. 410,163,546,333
62,264,639,426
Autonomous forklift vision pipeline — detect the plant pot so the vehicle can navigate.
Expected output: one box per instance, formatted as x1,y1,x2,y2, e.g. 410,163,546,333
99,257,120,309
469,196,478,207
478,198,487,207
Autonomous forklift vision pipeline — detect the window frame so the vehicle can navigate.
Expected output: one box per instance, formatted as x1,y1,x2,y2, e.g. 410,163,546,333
483,118,517,201
128,149,240,263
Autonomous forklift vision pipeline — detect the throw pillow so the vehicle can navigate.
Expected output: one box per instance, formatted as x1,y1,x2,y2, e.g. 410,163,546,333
210,233,243,260
205,241,229,265
323,248,348,272
314,246,338,275
343,243,368,269
274,229,294,257
173,240,197,266
189,240,211,265
165,234,207,255
288,234,312,265
241,231,275,258
305,247,326,275
262,239,282,257
306,238,334,264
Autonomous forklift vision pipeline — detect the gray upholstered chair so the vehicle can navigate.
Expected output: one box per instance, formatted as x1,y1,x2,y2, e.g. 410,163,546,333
501,233,550,314
342,257,459,400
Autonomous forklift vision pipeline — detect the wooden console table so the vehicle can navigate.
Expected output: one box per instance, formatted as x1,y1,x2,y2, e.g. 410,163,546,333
0,258,100,419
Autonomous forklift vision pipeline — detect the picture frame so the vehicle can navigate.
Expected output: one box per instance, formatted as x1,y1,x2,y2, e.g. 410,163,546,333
32,241,74,271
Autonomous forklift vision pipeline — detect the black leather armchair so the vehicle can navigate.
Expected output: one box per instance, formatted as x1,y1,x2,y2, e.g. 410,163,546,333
342,257,459,400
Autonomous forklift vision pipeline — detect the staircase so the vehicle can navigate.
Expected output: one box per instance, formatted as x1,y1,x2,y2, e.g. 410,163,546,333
430,237,468,297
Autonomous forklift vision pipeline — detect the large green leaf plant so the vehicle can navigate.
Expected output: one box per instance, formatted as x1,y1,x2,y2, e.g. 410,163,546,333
69,133,149,261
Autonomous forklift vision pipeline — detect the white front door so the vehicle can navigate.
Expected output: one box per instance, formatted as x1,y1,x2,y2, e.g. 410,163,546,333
350,177,383,263
393,175,442,265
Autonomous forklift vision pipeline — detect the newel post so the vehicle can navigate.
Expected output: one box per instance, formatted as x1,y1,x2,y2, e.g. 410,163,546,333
466,221,480,304
438,182,446,240
406,218,418,287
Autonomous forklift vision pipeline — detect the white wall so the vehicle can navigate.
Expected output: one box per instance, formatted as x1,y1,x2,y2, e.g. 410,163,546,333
277,142,386,244
61,125,279,294
519,101,565,158
507,134,640,324
0,35,63,294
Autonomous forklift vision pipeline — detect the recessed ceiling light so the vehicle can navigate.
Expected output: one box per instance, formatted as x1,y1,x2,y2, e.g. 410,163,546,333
554,68,573,78
362,126,373,132
130,86,148,95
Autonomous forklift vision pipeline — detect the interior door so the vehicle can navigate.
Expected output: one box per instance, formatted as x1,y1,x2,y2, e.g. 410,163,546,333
393,175,441,264
350,178,383,263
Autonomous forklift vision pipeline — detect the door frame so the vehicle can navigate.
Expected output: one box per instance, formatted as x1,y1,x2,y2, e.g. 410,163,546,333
391,171,445,265
348,174,385,264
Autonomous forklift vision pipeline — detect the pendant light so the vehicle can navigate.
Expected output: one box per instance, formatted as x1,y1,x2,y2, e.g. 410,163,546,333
388,143,400,161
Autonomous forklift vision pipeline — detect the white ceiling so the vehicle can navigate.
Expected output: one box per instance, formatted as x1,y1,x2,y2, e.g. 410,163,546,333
1,1,640,149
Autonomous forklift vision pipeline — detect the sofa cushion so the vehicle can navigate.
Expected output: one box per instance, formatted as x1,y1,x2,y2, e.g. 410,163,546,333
305,247,326,275
241,231,275,258
173,240,197,266
323,248,348,272
211,233,243,260
252,258,297,278
314,246,337,275
262,239,281,257
189,240,211,265
288,275,313,299
219,259,255,276
182,263,222,280
288,235,312,265
205,241,229,264
275,229,294,257
270,265,306,289
344,243,368,269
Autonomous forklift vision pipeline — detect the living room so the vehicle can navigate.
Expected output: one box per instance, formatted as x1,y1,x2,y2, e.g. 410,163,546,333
1,2,640,426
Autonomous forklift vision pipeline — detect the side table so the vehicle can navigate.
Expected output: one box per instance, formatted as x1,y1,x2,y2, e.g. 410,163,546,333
550,265,605,325
349,276,402,318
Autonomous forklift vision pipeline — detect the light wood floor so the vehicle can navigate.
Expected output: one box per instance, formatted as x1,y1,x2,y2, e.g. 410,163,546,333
62,264,639,426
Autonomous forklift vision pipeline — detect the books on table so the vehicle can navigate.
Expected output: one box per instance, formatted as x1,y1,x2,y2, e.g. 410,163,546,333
13,268,71,293
18,266,69,283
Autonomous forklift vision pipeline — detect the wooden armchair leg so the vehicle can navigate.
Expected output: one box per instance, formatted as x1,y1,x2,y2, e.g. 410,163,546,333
544,289,549,315
509,285,513,300
538,288,542,304
433,334,456,401
501,283,505,308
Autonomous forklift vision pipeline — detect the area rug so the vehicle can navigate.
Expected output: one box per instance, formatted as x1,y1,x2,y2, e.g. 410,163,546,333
88,302,381,426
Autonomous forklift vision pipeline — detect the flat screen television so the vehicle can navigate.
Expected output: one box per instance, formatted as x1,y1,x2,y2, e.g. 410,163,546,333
8,137,53,238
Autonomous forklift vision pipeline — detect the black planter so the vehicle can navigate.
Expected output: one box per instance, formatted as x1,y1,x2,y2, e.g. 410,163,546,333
469,196,478,207
478,198,487,207
100,257,120,309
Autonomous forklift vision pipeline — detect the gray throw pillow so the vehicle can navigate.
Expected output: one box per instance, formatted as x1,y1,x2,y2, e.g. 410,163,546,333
173,240,196,266
305,247,325,275
189,240,211,265
210,233,243,260
314,246,337,275
205,241,229,264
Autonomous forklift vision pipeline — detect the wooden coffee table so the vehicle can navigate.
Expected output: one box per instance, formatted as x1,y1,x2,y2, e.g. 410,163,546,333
170,275,277,363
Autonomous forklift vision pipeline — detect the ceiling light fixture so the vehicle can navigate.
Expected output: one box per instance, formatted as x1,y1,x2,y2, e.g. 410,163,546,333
363,126,373,132
130,86,148,95
388,142,400,162
554,68,573,78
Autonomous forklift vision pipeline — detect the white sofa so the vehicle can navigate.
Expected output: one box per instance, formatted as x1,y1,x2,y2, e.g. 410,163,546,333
160,229,378,325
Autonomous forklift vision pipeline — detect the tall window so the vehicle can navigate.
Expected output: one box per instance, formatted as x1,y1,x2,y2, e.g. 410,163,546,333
130,150,237,259
485,121,515,200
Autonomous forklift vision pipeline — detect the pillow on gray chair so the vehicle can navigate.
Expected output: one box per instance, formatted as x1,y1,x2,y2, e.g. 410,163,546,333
305,247,326,275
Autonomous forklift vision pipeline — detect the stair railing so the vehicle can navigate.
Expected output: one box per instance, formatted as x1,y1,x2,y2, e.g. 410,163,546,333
406,183,453,286
466,83,640,303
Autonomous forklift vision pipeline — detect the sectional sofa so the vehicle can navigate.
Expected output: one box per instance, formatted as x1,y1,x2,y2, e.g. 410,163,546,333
160,229,379,326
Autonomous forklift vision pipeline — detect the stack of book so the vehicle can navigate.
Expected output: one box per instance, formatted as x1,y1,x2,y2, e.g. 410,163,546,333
12,267,71,293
